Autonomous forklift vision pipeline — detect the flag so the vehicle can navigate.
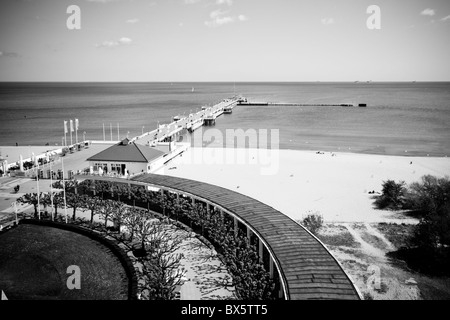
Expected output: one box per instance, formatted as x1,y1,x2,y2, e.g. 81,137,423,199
75,118,79,130
64,120,68,134
70,120,74,132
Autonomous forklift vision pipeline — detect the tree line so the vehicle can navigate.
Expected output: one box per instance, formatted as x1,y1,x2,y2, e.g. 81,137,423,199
17,178,278,300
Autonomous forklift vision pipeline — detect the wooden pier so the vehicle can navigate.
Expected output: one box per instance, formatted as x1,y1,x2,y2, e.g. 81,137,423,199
238,101,367,107
131,95,244,145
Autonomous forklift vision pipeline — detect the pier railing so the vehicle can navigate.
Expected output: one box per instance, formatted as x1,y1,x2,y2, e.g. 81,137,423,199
130,96,241,145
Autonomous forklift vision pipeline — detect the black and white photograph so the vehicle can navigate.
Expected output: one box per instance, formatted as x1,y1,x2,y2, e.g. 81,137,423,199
0,0,449,310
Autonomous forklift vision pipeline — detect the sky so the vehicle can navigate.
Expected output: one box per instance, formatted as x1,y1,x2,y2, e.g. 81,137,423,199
0,0,449,82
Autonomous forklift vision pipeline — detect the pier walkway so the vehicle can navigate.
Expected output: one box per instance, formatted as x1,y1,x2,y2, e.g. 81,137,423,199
131,96,243,146
238,102,367,107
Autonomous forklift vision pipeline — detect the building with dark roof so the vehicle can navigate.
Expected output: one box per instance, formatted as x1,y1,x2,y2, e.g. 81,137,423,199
87,139,168,177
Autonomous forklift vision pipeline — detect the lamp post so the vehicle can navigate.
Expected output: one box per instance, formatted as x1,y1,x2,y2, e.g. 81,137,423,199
83,131,86,142
142,126,144,135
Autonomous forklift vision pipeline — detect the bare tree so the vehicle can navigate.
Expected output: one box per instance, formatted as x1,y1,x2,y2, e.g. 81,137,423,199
66,192,85,221
121,206,145,242
99,199,118,229
108,200,127,232
82,195,102,224
17,193,44,218
136,218,187,300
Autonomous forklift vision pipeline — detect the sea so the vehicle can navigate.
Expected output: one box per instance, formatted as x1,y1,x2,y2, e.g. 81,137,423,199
1,82,449,157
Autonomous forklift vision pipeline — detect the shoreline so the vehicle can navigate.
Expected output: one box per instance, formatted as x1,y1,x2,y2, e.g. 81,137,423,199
2,144,449,223
1,143,448,164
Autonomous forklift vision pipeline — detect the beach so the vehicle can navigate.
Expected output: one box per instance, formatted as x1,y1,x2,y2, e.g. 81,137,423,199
2,144,450,300
165,147,450,223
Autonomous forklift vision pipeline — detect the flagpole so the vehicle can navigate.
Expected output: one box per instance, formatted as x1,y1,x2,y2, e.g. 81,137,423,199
36,162,40,220
75,119,79,145
110,123,113,141
50,160,54,221
70,120,73,146
64,121,67,147
62,157,68,224
117,123,120,140
103,123,105,141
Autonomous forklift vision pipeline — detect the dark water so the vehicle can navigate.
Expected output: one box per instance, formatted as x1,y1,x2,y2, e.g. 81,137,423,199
0,82,449,156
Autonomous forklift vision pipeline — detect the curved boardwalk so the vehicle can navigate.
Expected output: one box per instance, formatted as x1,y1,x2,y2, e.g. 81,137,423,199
130,174,361,300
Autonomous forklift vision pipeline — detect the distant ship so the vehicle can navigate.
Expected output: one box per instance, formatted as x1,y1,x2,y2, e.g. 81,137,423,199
191,87,195,93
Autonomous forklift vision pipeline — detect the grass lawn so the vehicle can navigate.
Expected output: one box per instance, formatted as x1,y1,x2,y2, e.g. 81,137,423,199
316,224,360,248
374,222,415,249
0,224,129,300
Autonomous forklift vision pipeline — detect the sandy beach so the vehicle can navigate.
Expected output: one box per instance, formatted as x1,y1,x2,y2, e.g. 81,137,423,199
2,146,450,300
164,147,450,223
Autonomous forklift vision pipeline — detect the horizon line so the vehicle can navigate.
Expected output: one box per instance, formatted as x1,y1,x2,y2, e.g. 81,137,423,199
1,80,450,83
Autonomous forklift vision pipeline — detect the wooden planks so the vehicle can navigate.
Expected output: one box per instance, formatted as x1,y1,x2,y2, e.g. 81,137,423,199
131,173,360,300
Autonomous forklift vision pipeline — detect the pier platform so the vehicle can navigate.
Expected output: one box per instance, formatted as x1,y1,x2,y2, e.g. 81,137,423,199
238,102,368,107
131,96,242,145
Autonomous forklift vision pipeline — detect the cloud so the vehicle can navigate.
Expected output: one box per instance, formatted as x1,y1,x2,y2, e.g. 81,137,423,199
119,37,132,44
0,51,20,58
210,9,228,19
96,41,120,48
183,0,232,5
95,37,132,48
321,17,335,25
216,0,232,5
205,9,247,27
441,15,450,21
86,0,120,3
238,15,248,22
205,16,234,27
420,8,435,16
126,18,139,24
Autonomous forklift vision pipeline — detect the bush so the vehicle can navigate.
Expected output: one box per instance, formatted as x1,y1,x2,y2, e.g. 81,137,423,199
411,205,450,250
376,175,450,274
363,292,374,300
406,175,450,215
405,175,450,251
302,212,323,235
374,180,406,210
